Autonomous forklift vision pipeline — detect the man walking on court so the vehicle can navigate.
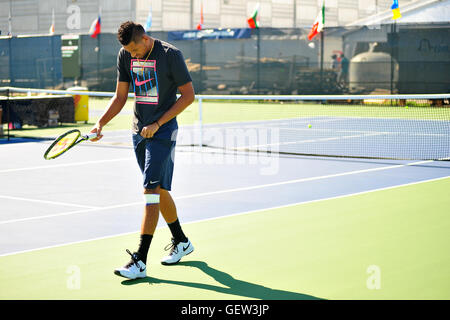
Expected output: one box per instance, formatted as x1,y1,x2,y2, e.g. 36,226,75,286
90,21,195,279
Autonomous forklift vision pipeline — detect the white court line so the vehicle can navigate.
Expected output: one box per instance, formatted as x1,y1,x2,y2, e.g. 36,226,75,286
0,157,134,174
0,195,99,209
274,127,450,137
239,132,385,150
1,174,449,258
193,118,345,132
0,160,432,225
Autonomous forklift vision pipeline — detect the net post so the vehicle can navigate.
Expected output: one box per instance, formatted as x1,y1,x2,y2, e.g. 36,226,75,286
6,88,10,141
198,96,203,150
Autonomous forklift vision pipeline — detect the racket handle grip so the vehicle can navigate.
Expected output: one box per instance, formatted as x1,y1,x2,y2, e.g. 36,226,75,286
84,133,98,140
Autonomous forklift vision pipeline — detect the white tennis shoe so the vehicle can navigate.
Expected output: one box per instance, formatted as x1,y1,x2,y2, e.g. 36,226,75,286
114,249,147,279
161,238,194,265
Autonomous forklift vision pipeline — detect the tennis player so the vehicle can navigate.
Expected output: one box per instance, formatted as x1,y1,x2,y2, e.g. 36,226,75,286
90,21,195,279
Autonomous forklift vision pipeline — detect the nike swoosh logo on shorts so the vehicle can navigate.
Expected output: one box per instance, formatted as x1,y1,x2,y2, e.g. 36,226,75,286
135,78,153,86
150,180,159,184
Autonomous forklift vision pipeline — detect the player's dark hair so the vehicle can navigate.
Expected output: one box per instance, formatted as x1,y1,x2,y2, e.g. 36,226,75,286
117,21,145,46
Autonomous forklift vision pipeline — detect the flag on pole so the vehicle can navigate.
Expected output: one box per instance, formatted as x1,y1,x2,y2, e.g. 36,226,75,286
308,1,325,40
8,7,12,35
247,3,260,29
145,6,152,31
391,0,402,20
49,8,55,35
197,0,204,30
89,15,101,38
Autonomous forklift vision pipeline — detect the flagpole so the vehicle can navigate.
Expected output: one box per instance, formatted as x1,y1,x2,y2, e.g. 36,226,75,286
257,27,261,95
390,20,397,95
51,8,55,86
199,36,204,94
190,0,194,30
97,6,101,88
319,3,325,94
293,0,297,28
320,31,324,93
390,0,401,95
8,4,12,35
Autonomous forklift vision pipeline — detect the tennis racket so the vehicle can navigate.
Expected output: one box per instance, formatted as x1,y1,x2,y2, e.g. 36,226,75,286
43,129,97,160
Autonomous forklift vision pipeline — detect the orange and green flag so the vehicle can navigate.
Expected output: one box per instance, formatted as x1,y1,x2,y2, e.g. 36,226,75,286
308,1,325,40
247,3,260,29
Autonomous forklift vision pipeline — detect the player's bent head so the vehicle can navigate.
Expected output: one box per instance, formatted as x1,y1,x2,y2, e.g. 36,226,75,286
118,21,150,58
117,21,146,46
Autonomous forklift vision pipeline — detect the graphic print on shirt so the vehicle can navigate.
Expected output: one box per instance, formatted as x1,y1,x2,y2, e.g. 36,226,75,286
130,59,158,104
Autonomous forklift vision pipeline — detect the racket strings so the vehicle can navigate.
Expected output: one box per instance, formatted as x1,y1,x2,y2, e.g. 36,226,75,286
44,130,80,159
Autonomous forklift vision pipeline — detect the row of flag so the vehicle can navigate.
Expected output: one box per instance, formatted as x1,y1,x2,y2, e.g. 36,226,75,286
245,0,402,40
248,0,401,40
47,1,402,39
49,9,101,38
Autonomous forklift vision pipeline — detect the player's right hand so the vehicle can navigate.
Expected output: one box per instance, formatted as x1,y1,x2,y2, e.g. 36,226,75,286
89,123,104,142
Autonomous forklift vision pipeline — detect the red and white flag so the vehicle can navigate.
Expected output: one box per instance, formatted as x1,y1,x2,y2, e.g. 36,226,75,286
89,15,101,38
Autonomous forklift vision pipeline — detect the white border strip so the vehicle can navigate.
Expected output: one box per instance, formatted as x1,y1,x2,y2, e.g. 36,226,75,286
0,157,134,174
3,86,450,100
0,195,99,209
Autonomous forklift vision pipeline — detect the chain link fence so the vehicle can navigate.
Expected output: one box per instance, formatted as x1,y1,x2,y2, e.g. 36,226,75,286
0,23,448,94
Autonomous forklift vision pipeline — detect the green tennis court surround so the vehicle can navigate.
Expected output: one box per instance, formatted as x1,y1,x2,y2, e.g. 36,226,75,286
1,177,449,300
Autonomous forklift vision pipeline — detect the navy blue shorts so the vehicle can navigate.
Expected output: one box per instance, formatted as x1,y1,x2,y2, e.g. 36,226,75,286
132,121,177,191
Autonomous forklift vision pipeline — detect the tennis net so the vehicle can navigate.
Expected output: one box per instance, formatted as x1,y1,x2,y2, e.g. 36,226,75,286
1,87,449,160
181,94,450,161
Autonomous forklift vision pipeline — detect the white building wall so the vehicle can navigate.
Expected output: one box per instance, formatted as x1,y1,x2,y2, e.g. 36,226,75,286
0,0,418,36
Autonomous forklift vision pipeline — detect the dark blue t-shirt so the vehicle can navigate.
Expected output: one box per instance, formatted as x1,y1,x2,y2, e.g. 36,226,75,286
117,39,192,139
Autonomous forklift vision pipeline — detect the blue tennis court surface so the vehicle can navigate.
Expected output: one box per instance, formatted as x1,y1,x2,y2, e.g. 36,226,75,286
0,127,449,256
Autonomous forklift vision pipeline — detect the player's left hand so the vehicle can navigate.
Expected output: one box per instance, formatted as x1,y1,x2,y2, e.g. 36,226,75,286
140,122,160,138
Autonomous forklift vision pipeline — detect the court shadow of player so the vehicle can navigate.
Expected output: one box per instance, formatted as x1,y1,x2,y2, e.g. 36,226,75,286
121,260,322,300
